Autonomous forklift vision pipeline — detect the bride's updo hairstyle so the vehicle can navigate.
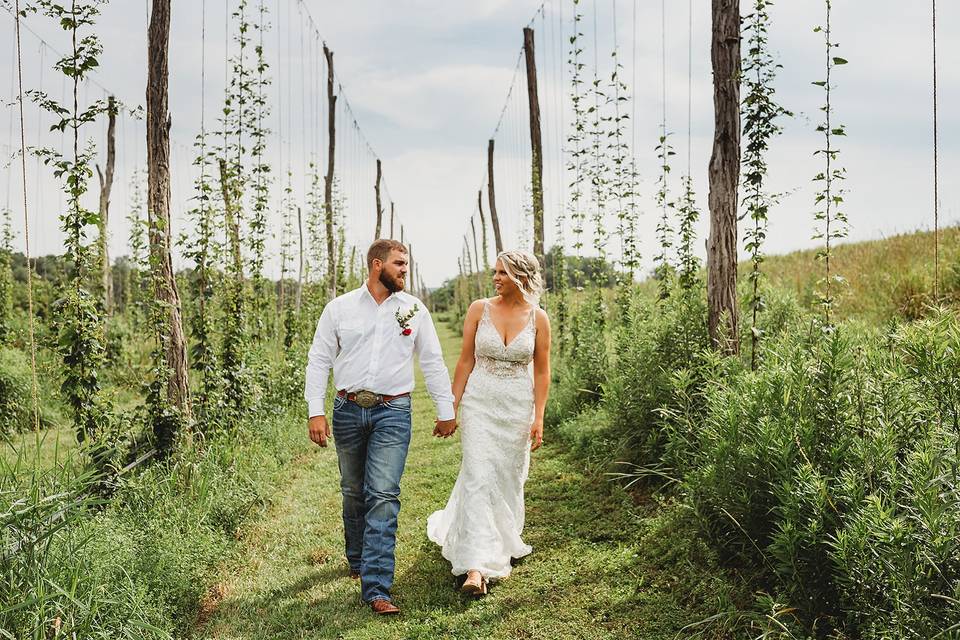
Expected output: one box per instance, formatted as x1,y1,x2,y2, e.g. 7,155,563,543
497,250,544,307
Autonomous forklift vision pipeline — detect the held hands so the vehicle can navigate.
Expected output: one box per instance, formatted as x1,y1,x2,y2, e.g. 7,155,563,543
530,420,544,451
308,415,332,447
433,418,458,438
432,395,460,439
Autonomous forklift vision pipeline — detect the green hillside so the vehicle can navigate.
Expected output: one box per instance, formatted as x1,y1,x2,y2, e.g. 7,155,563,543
752,226,960,324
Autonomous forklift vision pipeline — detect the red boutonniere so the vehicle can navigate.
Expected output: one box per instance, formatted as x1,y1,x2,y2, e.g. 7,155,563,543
395,304,419,336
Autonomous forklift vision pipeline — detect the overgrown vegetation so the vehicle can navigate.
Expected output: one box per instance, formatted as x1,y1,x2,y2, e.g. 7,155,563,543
27,0,112,448
0,2,365,637
812,0,850,325
742,0,790,368
544,272,960,638
1,368,307,637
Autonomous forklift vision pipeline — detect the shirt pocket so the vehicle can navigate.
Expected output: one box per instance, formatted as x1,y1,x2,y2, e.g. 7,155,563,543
337,323,364,351
394,316,418,357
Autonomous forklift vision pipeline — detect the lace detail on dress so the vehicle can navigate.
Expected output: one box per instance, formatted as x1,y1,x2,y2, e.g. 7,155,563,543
474,355,528,378
471,300,536,378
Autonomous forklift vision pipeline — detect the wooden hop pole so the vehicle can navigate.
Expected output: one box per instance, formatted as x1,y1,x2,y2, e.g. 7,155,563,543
487,139,504,254
147,0,191,427
408,242,415,294
296,205,304,313
523,27,545,269
706,0,741,354
471,215,483,293
96,95,117,314
419,273,429,307
478,189,490,271
374,158,383,239
456,257,466,316
323,44,337,301
464,237,475,299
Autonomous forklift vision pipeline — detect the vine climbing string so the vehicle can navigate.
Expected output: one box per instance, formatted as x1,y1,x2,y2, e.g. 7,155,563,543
13,0,40,431
932,0,939,302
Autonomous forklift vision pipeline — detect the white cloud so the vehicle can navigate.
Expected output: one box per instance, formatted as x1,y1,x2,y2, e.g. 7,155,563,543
345,64,519,132
1,0,957,288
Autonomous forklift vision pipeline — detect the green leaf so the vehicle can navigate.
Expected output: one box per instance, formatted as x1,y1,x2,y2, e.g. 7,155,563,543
832,57,849,65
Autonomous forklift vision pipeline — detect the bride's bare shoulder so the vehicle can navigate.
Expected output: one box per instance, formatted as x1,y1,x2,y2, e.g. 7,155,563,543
534,307,551,330
466,298,488,318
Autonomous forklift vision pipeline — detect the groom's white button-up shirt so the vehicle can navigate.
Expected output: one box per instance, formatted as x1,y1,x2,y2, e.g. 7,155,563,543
304,285,455,420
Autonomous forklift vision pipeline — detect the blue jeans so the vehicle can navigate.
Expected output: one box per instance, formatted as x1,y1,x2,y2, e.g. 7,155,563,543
331,393,413,603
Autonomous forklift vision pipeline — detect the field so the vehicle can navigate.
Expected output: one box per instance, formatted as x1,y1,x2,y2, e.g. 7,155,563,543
2,0,958,638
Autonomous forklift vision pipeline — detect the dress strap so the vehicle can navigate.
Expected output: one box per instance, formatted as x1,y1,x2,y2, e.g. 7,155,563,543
478,299,492,328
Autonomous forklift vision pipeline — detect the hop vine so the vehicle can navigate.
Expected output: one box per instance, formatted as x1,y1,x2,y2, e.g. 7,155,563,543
27,0,111,444
742,0,791,366
812,0,849,325
654,130,676,298
586,22,609,277
566,0,588,287
0,207,13,345
675,175,700,291
181,128,221,416
125,168,148,327
248,0,272,339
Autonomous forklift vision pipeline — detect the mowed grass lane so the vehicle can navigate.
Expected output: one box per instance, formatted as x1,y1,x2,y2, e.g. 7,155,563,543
195,322,738,640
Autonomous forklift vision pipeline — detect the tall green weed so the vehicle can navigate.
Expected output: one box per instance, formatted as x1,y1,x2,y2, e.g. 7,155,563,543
1,355,307,638
549,279,960,637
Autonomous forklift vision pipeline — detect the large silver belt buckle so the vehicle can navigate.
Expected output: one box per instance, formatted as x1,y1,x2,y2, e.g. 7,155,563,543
353,390,380,408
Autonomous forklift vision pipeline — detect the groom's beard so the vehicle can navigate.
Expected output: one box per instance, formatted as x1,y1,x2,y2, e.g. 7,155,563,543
380,271,405,293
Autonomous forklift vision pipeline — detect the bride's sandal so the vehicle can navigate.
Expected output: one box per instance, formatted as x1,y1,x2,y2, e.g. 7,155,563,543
460,570,487,596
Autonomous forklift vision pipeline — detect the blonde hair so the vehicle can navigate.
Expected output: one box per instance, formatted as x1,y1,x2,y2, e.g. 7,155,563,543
496,250,544,306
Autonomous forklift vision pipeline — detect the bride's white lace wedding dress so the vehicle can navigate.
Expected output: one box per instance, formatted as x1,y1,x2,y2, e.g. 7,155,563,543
427,300,537,579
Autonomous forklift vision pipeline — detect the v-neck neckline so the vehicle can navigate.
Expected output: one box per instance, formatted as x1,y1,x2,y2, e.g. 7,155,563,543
483,299,531,349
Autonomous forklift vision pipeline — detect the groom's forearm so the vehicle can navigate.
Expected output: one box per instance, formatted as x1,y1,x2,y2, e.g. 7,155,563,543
304,363,331,417
304,305,336,418
421,359,455,420
413,310,455,420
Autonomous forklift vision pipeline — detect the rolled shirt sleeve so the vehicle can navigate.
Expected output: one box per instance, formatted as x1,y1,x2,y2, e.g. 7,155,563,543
414,307,455,421
304,301,338,417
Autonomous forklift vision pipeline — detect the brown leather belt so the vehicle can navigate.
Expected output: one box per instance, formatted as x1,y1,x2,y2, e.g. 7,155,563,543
337,389,410,408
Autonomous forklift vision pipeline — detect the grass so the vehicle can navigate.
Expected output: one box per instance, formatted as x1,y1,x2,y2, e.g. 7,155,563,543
751,225,960,323
618,226,960,325
1,425,78,472
193,323,747,640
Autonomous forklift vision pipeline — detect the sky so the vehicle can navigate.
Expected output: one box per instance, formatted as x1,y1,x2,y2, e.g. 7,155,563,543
1,0,957,288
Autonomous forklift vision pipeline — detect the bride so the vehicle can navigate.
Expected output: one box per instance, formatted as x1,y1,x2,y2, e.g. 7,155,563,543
427,250,552,595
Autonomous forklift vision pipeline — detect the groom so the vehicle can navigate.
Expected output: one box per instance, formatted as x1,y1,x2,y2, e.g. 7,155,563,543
305,239,457,615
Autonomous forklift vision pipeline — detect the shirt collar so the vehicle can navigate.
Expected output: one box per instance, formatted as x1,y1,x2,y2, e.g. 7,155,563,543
359,283,400,306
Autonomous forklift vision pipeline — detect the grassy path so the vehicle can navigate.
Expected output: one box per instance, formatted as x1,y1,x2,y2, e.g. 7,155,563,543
194,324,737,640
